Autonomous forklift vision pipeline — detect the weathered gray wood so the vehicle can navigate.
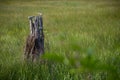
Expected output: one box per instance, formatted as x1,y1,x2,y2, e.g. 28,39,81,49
28,16,35,35
24,14,44,62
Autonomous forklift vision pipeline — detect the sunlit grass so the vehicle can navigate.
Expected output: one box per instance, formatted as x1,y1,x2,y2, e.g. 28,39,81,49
0,0,120,80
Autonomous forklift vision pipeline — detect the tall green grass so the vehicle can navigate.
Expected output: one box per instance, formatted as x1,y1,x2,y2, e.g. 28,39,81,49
0,0,120,80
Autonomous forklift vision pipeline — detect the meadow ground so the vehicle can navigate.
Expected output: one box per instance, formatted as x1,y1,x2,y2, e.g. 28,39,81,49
0,0,120,80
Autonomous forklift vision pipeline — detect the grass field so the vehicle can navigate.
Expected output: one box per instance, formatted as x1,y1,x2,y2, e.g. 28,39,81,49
0,0,120,80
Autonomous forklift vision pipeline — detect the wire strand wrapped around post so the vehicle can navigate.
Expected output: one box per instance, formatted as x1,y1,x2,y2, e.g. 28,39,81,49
24,13,44,62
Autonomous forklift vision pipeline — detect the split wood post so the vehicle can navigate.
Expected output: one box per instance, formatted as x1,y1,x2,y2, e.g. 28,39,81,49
25,13,44,62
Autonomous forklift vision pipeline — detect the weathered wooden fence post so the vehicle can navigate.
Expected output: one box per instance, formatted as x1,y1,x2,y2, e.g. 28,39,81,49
24,13,44,62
